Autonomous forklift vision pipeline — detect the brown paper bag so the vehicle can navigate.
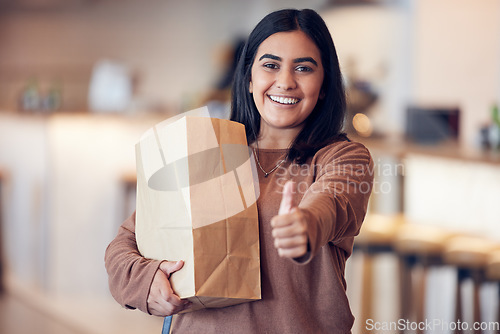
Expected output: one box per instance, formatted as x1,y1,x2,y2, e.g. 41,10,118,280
135,108,261,312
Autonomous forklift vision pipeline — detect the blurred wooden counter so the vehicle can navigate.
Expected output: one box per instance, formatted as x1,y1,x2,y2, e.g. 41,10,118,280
352,134,500,241
353,134,500,165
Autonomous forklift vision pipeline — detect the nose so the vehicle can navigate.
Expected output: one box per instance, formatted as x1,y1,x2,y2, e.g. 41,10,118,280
275,69,297,90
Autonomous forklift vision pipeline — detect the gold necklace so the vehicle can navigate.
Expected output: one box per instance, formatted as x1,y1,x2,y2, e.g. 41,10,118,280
253,145,287,178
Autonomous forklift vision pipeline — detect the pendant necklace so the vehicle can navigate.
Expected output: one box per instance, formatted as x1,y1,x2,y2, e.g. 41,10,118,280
253,142,287,178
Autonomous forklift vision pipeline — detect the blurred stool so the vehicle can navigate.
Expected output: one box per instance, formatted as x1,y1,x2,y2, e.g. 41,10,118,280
486,250,500,332
353,213,404,327
120,171,137,221
443,236,499,334
393,224,453,333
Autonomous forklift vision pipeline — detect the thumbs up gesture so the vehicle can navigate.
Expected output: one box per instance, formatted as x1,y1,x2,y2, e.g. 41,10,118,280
271,181,309,259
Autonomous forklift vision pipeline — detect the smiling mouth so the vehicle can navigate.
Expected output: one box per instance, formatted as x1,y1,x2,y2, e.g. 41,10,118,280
267,95,301,105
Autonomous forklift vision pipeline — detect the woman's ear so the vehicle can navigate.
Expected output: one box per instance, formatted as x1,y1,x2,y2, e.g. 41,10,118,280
249,81,253,93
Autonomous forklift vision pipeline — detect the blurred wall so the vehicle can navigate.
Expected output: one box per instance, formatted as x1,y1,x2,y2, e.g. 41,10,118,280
322,0,500,147
322,2,413,136
2,0,498,146
412,0,500,148
0,0,327,112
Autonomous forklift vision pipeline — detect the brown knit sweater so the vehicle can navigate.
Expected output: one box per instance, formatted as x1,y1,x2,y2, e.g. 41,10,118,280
105,140,373,333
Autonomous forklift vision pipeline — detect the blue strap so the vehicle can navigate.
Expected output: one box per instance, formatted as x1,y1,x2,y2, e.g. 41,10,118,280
162,316,172,334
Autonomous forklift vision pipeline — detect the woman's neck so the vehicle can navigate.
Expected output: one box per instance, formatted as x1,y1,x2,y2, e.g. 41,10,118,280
255,123,302,149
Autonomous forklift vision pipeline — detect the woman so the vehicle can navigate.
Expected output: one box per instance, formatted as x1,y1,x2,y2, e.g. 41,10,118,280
105,8,373,333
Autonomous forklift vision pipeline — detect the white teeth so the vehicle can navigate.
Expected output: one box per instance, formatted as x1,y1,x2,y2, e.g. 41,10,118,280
269,95,299,105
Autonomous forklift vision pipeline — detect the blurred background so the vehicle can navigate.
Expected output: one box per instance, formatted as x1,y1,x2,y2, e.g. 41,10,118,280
0,0,499,333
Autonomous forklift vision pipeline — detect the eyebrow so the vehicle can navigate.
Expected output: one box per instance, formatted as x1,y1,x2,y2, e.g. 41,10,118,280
258,53,318,66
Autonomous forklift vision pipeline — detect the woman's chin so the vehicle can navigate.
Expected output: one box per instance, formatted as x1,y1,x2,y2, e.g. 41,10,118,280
262,118,304,131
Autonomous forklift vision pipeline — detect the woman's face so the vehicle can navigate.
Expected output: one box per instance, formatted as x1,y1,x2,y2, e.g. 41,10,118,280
250,30,324,133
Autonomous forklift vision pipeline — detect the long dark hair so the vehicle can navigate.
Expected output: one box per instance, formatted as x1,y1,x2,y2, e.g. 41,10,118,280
230,8,347,163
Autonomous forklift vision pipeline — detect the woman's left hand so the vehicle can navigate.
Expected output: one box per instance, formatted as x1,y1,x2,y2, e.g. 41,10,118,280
270,181,309,259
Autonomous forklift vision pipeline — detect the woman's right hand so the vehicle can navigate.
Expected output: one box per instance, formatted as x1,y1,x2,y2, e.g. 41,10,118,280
147,260,192,316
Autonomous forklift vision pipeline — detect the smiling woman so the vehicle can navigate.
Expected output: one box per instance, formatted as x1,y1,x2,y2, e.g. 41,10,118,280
105,8,374,334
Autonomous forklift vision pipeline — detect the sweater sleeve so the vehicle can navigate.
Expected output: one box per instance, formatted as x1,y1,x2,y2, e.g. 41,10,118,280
298,141,374,260
104,212,162,314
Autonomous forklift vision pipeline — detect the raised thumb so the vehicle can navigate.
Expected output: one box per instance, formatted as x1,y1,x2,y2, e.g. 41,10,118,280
160,260,184,278
279,181,295,215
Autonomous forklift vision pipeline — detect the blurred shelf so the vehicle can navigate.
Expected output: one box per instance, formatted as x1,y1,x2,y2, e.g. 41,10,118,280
353,134,500,165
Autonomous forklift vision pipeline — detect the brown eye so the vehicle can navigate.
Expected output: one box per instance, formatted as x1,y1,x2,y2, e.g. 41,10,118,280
296,65,312,72
263,63,279,70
